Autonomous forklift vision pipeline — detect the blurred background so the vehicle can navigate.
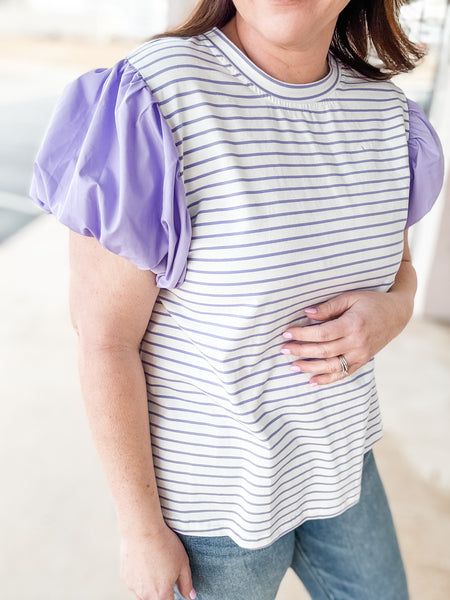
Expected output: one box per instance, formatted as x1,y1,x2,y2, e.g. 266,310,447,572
0,0,449,598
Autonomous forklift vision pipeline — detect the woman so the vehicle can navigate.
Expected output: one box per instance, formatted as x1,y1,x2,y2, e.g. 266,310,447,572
31,1,444,599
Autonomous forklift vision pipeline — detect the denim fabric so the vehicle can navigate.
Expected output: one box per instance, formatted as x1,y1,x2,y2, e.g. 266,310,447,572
175,450,409,600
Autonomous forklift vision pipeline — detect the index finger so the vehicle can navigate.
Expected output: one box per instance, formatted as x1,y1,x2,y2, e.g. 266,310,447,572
283,319,345,343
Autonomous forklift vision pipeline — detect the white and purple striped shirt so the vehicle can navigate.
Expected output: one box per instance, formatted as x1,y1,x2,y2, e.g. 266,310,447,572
31,28,444,549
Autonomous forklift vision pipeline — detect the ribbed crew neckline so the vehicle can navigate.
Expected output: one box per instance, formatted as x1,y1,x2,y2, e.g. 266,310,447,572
205,27,340,104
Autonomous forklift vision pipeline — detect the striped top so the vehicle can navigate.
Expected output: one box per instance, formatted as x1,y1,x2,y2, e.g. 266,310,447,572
129,28,408,548
31,28,444,550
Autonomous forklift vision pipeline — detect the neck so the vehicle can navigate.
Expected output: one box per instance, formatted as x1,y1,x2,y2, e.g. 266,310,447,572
222,15,332,85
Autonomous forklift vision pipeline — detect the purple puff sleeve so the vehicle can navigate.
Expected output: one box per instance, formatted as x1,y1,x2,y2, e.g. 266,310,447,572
406,98,445,229
30,59,191,289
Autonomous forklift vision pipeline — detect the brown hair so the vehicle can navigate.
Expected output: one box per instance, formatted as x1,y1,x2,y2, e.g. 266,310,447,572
157,0,424,80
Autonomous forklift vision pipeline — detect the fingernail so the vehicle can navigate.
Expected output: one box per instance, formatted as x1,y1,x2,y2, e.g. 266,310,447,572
291,365,302,372
190,589,197,600
310,381,319,387
283,332,292,339
280,348,291,355
305,307,318,314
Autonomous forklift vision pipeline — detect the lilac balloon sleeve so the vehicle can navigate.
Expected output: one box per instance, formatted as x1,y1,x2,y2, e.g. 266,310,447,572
30,59,191,289
406,99,445,229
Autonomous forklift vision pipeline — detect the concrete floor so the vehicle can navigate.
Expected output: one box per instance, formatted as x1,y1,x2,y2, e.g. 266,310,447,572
1,32,449,600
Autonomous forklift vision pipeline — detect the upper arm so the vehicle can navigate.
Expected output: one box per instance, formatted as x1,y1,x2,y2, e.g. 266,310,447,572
402,229,412,263
69,231,159,350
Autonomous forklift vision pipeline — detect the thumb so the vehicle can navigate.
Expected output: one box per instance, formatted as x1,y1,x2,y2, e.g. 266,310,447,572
305,293,354,321
176,564,196,600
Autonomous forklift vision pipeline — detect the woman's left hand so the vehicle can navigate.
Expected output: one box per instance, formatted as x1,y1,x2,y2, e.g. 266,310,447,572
281,289,413,387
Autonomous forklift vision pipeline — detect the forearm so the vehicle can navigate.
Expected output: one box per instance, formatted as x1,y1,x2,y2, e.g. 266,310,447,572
78,340,164,537
387,238,418,330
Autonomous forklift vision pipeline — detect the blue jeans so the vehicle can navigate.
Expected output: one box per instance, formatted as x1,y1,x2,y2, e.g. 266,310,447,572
175,450,409,600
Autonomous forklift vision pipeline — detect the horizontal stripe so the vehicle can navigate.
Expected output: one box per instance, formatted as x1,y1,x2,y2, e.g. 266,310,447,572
145,370,373,417
152,420,369,483
158,263,399,302
150,61,234,82
178,123,404,149
152,439,366,484
159,453,365,498
146,295,308,333
135,51,232,73
162,492,362,547
158,468,363,523
186,228,403,262
149,382,370,424
163,482,361,532
166,100,405,121
151,74,253,95
149,395,378,457
129,37,217,62
156,83,407,109
148,386,375,432
172,111,403,136
184,154,405,184
193,195,406,221
190,209,406,242
183,250,403,287
183,142,407,171
178,122,403,147
187,165,406,198
181,132,406,158
158,274,395,314
155,467,362,510
150,416,374,470
186,240,401,278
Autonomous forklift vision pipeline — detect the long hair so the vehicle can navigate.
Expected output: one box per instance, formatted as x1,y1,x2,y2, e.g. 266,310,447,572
156,0,424,80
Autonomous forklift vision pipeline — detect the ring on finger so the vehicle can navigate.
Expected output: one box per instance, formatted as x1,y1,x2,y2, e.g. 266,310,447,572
338,354,349,376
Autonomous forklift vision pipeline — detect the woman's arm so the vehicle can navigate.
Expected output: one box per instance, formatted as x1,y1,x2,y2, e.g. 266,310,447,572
281,231,417,385
69,231,195,600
